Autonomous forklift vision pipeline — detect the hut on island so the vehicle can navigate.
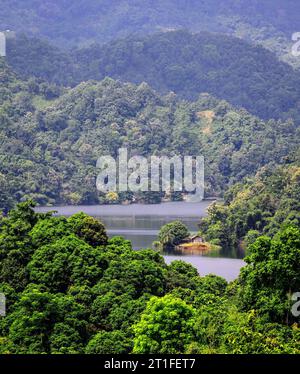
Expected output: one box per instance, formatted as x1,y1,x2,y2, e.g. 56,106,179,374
176,234,210,253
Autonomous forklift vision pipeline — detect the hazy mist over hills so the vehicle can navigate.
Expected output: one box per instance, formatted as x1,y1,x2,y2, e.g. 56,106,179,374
1,0,300,358
1,0,300,66
5,31,300,122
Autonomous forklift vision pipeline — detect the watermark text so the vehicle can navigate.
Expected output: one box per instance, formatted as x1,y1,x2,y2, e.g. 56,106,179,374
96,148,204,202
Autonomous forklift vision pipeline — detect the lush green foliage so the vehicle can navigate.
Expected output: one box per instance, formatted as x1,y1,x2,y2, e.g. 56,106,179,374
239,226,300,324
1,0,299,356
133,295,195,353
72,31,300,121
0,201,299,354
1,60,298,210
0,202,167,353
199,155,300,253
7,31,300,121
157,221,189,250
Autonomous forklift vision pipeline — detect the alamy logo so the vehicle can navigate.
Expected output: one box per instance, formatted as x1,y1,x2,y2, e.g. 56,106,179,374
0,293,5,317
291,292,300,318
0,32,6,57
96,148,204,202
291,32,300,57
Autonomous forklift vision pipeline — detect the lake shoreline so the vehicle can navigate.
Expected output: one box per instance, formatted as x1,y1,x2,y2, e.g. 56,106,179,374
164,256,245,282
35,200,214,217
35,201,245,280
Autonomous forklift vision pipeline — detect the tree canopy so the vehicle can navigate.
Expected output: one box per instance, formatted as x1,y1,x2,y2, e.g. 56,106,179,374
199,153,300,254
1,61,298,210
7,31,300,121
0,201,299,354
2,0,299,67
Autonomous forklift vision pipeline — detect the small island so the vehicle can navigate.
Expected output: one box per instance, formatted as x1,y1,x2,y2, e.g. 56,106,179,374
175,234,211,254
154,221,216,255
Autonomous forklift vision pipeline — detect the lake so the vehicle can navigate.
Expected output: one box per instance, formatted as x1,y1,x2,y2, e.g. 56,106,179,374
35,201,245,281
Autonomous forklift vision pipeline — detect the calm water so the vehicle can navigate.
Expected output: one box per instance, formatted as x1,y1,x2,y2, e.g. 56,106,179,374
36,201,245,281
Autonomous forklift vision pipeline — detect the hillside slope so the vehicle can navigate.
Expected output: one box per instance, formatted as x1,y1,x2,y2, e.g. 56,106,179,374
1,0,299,66
199,151,300,253
6,31,300,122
0,65,299,208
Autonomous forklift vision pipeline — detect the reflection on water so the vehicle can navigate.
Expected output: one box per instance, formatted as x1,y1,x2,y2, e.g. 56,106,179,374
35,202,245,281
103,214,243,259
164,256,245,282
103,214,200,253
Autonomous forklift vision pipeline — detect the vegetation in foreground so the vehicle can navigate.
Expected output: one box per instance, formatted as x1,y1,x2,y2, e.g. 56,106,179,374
1,0,299,357
0,201,299,354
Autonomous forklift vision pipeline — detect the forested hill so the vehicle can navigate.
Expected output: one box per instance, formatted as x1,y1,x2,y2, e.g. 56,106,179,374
1,0,299,66
0,64,299,208
199,150,300,253
6,31,300,122
72,31,300,121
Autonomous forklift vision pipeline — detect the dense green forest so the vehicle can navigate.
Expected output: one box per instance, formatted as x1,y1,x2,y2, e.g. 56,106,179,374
6,31,300,121
1,1,300,357
0,201,299,353
1,57,299,209
1,0,299,67
199,151,300,253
